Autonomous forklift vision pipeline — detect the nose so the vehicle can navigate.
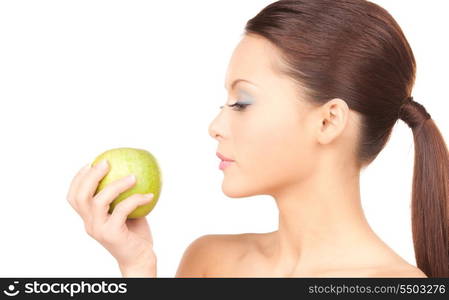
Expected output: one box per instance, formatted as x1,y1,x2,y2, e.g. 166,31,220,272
208,107,224,140
208,116,220,140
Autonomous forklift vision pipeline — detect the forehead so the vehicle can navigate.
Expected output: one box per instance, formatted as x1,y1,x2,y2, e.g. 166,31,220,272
225,34,284,88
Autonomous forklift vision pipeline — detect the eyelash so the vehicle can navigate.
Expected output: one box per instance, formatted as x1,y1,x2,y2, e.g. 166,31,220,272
220,102,250,111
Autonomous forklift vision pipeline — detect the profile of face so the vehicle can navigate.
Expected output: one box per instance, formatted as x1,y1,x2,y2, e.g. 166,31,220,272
208,34,359,198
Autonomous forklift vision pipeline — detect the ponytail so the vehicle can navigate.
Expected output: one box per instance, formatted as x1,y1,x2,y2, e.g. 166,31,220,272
399,97,449,277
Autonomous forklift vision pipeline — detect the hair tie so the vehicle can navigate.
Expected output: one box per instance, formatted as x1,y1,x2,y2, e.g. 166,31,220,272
398,96,431,129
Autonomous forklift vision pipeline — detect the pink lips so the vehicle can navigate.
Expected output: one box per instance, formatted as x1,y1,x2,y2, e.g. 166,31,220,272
217,152,235,170
219,160,234,170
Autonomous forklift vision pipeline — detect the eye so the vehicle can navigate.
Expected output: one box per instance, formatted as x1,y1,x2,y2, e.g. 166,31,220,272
226,102,250,111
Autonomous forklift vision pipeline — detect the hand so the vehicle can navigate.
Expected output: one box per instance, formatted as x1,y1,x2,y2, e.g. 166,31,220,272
66,160,157,277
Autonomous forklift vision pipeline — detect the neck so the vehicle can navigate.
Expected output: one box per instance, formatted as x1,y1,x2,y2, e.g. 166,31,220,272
270,158,382,275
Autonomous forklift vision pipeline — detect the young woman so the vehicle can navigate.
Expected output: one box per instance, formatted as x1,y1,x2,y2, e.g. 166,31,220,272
67,0,448,277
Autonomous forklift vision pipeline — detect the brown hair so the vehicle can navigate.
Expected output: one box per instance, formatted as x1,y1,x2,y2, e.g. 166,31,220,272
244,0,449,277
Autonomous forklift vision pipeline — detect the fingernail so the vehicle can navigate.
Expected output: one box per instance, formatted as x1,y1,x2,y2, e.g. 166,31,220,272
144,193,154,200
128,174,136,182
97,159,108,169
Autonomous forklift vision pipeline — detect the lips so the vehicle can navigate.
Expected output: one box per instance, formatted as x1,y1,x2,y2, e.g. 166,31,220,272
216,152,235,162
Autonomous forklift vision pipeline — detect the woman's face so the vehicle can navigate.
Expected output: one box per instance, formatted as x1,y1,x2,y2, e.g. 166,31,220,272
208,34,326,198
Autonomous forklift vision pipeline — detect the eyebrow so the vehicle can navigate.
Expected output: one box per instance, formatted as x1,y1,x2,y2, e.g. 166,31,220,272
224,79,257,90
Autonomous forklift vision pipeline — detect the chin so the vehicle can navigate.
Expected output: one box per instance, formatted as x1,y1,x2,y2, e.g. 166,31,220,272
221,181,263,198
221,182,245,198
222,186,245,198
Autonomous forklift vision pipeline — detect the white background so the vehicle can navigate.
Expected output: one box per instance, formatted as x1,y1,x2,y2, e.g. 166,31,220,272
0,0,447,277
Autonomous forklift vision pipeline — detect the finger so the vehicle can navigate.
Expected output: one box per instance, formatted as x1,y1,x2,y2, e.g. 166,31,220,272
106,193,154,231
91,174,137,226
75,159,110,215
67,164,92,212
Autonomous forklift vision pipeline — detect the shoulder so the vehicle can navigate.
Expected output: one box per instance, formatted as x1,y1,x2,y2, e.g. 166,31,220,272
175,233,255,277
370,264,428,278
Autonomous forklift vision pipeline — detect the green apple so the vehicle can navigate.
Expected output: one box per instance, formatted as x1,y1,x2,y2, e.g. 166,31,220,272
90,147,162,219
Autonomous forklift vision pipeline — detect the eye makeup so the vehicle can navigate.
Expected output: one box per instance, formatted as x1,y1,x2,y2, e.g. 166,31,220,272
227,102,250,111
225,90,254,111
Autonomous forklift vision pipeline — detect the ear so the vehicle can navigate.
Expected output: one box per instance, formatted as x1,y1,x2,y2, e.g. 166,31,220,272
316,98,349,145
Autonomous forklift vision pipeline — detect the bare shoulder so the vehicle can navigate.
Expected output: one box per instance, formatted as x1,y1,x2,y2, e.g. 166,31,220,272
175,233,255,277
370,264,428,278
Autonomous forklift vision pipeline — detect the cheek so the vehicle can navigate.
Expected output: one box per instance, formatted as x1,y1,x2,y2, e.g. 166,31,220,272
254,123,313,182
224,112,316,196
